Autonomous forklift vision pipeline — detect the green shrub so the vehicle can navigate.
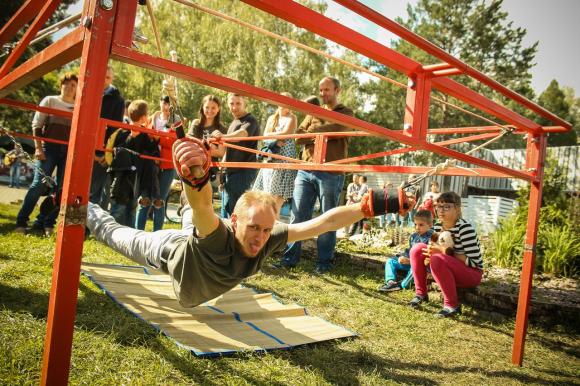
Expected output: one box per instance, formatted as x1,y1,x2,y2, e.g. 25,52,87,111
485,157,580,277
485,214,525,269
538,224,580,277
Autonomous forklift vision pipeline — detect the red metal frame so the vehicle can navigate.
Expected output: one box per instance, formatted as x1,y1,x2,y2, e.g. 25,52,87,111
0,0,64,78
0,0,45,47
0,0,573,382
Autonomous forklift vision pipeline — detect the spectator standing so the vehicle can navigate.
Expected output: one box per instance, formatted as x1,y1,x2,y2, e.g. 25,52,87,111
90,66,125,209
135,96,179,231
418,181,440,217
15,73,78,235
276,76,354,274
108,100,151,227
188,94,227,182
349,175,368,236
378,181,395,228
253,92,298,211
343,174,360,233
212,94,259,217
6,147,26,188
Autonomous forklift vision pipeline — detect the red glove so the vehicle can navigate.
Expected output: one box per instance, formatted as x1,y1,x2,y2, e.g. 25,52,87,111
172,132,211,191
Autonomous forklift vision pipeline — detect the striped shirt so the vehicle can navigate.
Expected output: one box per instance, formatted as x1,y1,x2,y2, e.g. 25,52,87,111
433,218,483,270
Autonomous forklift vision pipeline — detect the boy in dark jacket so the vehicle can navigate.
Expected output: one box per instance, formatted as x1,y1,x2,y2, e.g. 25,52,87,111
107,100,150,227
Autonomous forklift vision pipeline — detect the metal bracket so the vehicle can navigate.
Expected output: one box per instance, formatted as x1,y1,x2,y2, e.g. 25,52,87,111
82,16,92,29
523,243,536,253
61,202,88,226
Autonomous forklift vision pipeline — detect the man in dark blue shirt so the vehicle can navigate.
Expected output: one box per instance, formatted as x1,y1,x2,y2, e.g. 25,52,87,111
211,94,259,217
90,65,125,208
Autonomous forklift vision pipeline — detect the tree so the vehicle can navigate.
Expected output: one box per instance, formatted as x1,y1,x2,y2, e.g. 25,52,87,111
360,0,539,163
537,80,578,146
112,0,362,128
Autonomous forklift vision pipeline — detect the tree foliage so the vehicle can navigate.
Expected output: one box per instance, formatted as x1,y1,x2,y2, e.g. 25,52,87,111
112,0,362,128
537,80,578,146
360,0,539,162
486,158,580,277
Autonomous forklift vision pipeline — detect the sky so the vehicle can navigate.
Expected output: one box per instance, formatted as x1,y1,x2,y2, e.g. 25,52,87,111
61,0,579,96
324,0,580,96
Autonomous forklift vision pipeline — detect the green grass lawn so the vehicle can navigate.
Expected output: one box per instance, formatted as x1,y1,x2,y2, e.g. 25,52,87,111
0,202,578,385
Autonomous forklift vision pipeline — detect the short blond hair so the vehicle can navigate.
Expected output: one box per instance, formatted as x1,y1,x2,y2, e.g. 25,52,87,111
233,190,278,218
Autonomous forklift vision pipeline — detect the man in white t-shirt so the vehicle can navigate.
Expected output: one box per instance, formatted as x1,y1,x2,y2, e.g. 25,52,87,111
15,73,78,235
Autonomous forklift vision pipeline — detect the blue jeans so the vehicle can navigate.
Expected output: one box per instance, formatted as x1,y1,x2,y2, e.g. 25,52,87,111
223,170,257,216
136,168,175,231
9,161,21,188
16,145,67,228
220,190,228,219
379,213,395,228
110,199,137,228
89,160,111,209
384,257,413,289
282,171,345,269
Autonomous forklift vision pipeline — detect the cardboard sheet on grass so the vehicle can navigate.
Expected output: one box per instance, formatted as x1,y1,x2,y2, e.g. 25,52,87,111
81,263,355,356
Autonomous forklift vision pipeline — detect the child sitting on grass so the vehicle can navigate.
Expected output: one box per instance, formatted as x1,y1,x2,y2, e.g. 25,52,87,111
378,209,433,292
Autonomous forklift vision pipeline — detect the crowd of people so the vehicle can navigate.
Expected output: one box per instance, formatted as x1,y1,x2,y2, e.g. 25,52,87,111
10,70,483,318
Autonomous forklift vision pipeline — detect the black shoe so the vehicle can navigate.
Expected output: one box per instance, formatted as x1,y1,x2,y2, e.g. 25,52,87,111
434,306,462,318
378,281,401,292
271,262,294,270
409,295,429,308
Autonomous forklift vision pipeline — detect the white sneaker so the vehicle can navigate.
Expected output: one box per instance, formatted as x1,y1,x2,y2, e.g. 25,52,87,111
14,226,26,234
44,227,54,237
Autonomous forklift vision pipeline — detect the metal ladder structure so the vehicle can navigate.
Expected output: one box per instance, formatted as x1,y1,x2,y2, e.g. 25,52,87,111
0,0,573,384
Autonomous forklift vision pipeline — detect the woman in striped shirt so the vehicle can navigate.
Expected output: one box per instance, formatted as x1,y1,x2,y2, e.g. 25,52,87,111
408,191,483,317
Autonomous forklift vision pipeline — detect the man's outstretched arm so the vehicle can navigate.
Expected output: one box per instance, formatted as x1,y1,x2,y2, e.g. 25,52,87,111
287,203,364,243
174,139,219,237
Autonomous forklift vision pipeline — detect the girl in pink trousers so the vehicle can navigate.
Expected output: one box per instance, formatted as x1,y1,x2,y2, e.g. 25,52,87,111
408,191,483,318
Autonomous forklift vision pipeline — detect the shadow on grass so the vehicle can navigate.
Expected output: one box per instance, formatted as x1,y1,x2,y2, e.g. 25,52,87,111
1,275,576,385
275,338,574,386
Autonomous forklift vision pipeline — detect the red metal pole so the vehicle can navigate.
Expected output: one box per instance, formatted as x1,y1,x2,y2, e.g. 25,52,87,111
333,0,573,130
110,46,533,181
432,77,541,132
511,133,547,366
0,0,64,78
40,0,117,383
404,73,431,140
0,28,84,98
240,0,544,133
111,0,138,47
0,97,73,118
0,0,45,47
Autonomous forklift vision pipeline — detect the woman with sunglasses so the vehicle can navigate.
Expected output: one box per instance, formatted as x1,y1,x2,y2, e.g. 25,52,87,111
408,191,483,317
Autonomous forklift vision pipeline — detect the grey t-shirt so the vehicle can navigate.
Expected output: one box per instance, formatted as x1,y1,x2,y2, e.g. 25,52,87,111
167,219,288,307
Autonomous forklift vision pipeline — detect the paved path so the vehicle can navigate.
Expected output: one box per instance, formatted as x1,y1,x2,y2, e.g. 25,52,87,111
0,183,27,205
